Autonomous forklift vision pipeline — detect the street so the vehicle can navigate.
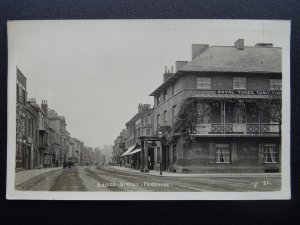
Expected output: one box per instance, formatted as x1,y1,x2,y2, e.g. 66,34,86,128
15,166,281,192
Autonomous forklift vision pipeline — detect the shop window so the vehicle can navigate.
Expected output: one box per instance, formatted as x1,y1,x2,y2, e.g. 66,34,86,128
172,145,177,163
233,77,247,89
216,144,231,163
270,79,282,90
197,77,211,89
263,144,278,163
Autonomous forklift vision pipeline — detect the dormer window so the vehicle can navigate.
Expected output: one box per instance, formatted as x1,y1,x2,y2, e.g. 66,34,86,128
233,77,247,89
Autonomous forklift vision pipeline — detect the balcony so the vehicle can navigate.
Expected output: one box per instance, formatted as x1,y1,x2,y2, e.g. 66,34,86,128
191,123,280,136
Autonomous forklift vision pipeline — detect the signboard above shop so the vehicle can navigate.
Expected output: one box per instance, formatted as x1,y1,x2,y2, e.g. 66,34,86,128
216,90,281,95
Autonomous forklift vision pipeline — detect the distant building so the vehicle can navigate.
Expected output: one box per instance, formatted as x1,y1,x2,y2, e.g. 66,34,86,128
120,104,153,170
48,109,68,167
24,99,39,170
16,68,27,171
112,129,127,165
84,146,94,165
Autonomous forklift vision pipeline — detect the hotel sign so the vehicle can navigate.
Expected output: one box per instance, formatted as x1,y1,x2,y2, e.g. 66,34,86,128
216,90,281,95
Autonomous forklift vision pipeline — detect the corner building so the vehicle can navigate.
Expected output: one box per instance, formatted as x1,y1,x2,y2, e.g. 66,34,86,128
149,39,282,173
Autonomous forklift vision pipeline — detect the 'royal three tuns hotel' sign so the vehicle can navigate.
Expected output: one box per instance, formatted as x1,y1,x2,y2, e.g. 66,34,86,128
216,90,281,95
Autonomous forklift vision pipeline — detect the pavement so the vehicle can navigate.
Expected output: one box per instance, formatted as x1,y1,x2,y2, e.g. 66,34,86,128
15,167,63,186
109,165,281,178
14,165,281,192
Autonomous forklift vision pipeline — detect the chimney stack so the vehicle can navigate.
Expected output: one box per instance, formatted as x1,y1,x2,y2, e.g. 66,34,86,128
138,103,150,113
175,61,189,72
41,100,48,116
255,43,273,47
234,39,244,50
192,44,209,59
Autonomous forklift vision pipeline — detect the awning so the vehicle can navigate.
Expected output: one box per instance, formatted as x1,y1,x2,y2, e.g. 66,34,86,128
121,145,136,157
127,148,141,155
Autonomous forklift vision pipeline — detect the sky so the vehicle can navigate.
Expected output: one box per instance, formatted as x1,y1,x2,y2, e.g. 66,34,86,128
8,19,288,148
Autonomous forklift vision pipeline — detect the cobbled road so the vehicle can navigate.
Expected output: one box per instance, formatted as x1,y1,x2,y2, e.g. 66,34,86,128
15,166,281,192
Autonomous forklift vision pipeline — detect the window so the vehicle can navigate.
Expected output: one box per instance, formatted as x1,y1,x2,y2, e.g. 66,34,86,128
137,127,141,137
28,118,31,135
233,77,247,89
22,89,26,105
172,84,175,96
197,77,211,89
233,106,247,123
157,114,160,128
157,96,161,105
270,79,282,90
172,105,177,124
148,115,151,124
163,90,167,101
216,144,231,163
197,103,211,123
172,145,177,163
163,111,167,125
146,129,151,136
263,144,278,163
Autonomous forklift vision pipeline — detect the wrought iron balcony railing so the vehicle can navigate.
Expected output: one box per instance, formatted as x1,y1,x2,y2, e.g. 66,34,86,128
191,123,280,135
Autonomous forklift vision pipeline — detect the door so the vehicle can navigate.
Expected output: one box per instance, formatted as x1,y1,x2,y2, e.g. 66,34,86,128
148,147,154,170
162,145,170,171
27,146,31,170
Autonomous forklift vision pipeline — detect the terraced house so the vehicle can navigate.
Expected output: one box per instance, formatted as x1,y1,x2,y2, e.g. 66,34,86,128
148,39,282,173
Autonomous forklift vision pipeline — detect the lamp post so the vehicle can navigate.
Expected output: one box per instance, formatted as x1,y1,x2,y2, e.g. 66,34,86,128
158,131,163,176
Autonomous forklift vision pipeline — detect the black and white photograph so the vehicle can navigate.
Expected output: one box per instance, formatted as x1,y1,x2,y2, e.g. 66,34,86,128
6,19,290,200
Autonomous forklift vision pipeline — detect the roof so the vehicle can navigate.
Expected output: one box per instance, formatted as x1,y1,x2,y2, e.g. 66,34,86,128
126,108,153,126
180,46,281,73
150,45,282,96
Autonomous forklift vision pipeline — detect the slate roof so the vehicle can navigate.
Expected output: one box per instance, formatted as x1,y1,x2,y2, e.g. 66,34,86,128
126,108,153,126
180,46,281,73
150,45,282,96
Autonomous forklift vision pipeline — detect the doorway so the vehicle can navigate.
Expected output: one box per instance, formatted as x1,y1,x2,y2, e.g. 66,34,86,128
27,146,31,170
148,147,154,170
162,145,170,171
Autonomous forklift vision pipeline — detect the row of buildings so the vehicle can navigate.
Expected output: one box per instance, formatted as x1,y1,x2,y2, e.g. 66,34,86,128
16,68,105,171
112,39,282,173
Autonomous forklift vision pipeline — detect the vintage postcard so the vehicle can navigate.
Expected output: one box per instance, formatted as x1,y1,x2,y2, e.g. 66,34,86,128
6,19,291,200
